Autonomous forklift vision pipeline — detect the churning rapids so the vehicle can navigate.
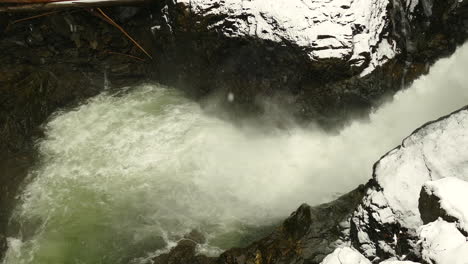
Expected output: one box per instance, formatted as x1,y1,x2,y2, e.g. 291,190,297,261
4,44,468,264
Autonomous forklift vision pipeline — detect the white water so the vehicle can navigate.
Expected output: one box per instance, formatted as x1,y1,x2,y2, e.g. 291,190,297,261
4,44,468,264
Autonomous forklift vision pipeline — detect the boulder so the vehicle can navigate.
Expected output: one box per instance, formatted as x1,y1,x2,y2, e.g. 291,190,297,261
350,106,468,261
418,219,468,264
216,185,366,264
419,177,468,233
320,247,371,264
380,261,420,264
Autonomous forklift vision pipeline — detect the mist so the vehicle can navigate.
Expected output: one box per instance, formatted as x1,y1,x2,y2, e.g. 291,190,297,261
4,43,468,264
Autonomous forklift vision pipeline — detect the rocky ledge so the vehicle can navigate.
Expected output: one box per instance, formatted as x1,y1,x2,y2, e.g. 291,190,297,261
151,0,468,121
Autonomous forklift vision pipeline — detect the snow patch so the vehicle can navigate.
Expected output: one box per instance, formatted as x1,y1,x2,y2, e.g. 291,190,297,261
419,219,468,264
422,177,468,233
320,247,371,264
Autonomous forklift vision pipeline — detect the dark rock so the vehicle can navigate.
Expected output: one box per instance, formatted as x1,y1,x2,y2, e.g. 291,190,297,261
185,229,207,244
419,186,450,225
153,231,215,264
216,185,366,264
0,234,5,261
350,182,419,262
149,186,365,264
418,179,465,230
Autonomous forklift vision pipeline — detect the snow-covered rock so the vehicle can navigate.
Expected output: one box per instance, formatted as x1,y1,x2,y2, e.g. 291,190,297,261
419,177,468,233
351,106,468,260
320,247,371,264
380,261,421,264
175,0,396,75
151,0,468,123
419,219,468,264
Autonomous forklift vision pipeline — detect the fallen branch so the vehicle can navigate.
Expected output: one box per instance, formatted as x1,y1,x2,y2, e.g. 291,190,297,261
10,10,59,24
94,7,152,60
104,50,146,62
0,0,149,13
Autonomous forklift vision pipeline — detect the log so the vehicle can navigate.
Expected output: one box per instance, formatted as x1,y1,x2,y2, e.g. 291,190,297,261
0,1,67,3
0,0,150,12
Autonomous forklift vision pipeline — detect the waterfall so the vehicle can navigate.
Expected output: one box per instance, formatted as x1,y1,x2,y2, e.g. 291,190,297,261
3,43,468,264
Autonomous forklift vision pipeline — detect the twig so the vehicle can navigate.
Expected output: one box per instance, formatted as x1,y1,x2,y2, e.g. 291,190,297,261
10,11,60,24
95,7,152,60
104,50,146,62
0,0,148,13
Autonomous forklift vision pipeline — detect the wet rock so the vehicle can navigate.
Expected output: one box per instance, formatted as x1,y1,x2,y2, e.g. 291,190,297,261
217,185,366,264
152,231,215,264
185,229,207,244
0,234,5,261
148,186,365,264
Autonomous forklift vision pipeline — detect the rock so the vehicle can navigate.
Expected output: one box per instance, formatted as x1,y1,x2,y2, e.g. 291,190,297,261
418,219,468,264
151,0,468,123
350,106,468,261
149,186,365,264
380,261,421,264
217,185,366,264
0,234,5,261
185,229,207,244
320,247,371,264
152,231,215,264
419,177,468,233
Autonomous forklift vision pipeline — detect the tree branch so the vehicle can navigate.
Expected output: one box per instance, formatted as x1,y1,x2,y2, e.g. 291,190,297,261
0,0,150,13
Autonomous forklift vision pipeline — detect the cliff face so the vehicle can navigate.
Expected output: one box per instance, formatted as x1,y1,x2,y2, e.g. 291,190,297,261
151,0,468,122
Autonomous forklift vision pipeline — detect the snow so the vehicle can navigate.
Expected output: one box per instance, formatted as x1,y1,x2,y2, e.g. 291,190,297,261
380,261,421,264
422,177,468,233
419,219,468,264
176,0,397,74
374,108,468,230
320,247,371,264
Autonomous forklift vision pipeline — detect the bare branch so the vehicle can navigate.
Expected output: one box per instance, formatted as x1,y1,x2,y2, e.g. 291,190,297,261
0,0,150,13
